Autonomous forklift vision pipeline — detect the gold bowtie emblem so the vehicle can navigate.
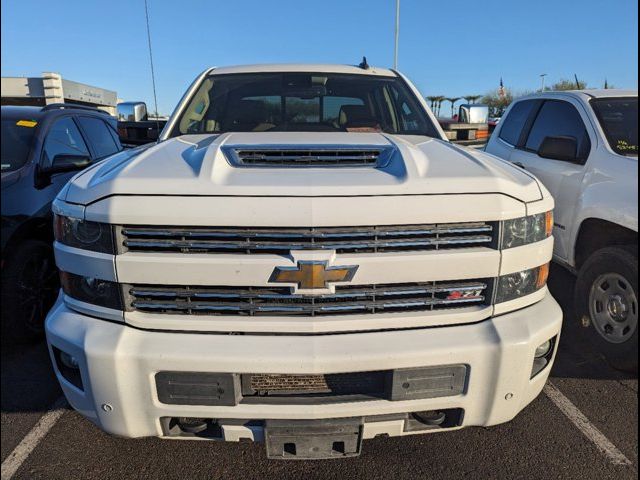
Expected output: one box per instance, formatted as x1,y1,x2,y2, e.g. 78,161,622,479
270,261,359,290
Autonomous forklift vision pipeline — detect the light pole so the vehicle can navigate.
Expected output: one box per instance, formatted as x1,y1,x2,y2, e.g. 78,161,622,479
540,73,547,92
394,0,400,69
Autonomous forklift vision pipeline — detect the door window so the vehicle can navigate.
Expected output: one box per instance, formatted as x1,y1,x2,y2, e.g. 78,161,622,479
78,116,121,159
498,100,539,146
42,117,89,166
1,119,37,172
525,100,591,160
590,97,638,156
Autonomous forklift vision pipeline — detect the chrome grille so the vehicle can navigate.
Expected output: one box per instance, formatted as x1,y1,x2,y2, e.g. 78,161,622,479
222,145,395,168
126,280,490,316
120,222,496,255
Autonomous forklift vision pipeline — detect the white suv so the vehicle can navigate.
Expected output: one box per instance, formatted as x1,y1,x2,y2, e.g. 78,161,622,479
46,64,561,459
486,90,638,371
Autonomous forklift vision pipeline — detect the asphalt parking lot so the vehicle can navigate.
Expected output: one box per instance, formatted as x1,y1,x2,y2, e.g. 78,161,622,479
1,264,637,480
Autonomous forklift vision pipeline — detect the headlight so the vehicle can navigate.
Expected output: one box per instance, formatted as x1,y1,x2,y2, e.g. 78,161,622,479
60,272,122,310
495,263,549,303
501,211,553,249
54,215,115,254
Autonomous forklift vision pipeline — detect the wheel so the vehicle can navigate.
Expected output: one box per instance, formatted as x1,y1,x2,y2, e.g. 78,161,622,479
575,246,638,373
1,240,59,342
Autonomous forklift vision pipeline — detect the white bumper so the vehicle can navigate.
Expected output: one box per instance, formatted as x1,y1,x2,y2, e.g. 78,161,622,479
46,292,562,441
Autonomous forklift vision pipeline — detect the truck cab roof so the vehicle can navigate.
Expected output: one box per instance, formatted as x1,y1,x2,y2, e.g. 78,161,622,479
516,89,638,103
207,63,397,77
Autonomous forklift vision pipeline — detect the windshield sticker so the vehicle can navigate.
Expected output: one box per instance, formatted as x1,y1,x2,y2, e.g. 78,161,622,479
616,140,638,154
16,120,38,128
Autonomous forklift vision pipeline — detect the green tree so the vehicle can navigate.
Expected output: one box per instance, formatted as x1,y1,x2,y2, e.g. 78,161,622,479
548,78,588,91
481,89,514,117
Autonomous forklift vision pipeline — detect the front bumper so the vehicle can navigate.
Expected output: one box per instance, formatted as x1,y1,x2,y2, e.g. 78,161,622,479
46,292,562,442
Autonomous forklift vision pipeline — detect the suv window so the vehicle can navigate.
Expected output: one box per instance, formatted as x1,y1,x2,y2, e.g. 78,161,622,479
498,100,538,146
1,119,37,172
525,100,591,159
42,117,89,165
77,116,120,159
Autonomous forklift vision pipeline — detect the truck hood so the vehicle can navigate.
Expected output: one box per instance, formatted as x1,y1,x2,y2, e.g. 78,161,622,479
64,132,543,204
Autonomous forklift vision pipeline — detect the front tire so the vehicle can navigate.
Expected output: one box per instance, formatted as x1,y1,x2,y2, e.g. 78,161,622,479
575,246,638,373
1,240,59,342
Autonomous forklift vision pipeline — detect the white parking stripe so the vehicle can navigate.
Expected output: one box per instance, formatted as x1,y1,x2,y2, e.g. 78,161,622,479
544,382,633,466
1,397,68,480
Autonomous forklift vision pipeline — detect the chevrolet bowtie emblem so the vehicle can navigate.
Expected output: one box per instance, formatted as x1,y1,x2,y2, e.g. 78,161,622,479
270,261,359,290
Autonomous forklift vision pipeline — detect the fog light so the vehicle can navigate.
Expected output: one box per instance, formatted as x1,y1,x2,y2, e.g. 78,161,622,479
531,336,557,379
59,351,79,369
534,340,552,358
177,417,209,434
52,347,83,390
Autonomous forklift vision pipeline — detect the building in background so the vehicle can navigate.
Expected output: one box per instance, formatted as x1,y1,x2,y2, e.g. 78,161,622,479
1,72,117,115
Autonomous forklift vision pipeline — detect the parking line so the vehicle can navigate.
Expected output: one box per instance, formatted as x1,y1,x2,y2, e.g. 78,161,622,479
544,382,633,466
1,397,68,480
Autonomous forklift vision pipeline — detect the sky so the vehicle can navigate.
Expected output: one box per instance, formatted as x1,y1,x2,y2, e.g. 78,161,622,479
1,0,638,115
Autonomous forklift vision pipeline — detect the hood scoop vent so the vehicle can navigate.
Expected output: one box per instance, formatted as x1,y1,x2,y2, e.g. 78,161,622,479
222,145,395,168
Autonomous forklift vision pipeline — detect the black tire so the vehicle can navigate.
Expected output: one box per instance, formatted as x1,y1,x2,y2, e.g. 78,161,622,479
1,240,59,342
575,246,638,373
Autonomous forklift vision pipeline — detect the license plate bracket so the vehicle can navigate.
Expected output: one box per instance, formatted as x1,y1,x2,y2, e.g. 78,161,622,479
265,418,363,460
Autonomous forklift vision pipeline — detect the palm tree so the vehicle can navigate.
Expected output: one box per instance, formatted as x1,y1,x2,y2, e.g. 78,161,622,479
435,96,446,116
464,95,482,104
446,97,461,117
425,96,438,110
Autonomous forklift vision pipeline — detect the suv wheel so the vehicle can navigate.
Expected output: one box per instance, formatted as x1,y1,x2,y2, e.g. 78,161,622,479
1,240,59,342
575,246,638,373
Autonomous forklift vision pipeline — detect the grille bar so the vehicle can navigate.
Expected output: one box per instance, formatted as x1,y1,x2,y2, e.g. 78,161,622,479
127,281,490,316
120,223,496,255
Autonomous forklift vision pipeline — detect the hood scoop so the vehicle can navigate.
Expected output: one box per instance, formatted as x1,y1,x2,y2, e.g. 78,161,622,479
221,144,396,168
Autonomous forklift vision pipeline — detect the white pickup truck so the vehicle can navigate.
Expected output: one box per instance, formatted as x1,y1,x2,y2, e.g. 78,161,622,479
46,64,561,459
485,90,638,371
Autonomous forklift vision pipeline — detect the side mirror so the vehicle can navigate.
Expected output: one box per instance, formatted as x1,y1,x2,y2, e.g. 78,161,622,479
537,136,578,162
45,154,91,174
117,102,148,122
458,104,489,124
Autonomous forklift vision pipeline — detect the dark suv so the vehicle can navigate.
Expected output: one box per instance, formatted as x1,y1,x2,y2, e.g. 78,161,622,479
1,104,123,341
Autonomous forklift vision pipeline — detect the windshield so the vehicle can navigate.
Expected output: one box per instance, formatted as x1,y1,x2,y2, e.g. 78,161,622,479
591,97,638,156
170,73,439,137
1,119,37,172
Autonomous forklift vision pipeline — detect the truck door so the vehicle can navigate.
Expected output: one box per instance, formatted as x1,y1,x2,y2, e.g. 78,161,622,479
507,99,594,261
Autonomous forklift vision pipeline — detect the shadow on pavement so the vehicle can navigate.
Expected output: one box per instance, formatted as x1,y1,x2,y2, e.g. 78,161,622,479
1,339,62,415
